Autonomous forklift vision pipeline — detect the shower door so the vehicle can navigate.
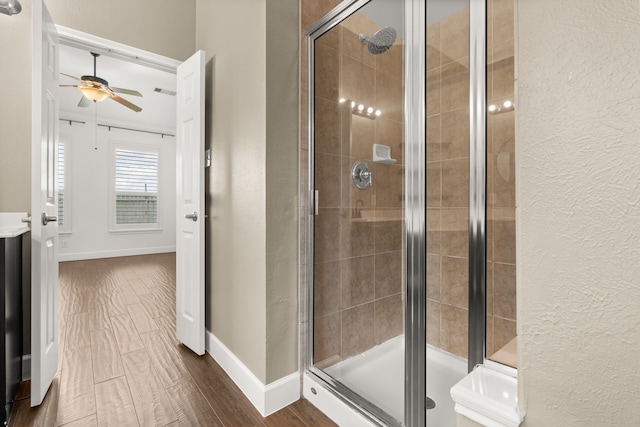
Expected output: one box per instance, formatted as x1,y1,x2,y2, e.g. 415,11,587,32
307,0,420,425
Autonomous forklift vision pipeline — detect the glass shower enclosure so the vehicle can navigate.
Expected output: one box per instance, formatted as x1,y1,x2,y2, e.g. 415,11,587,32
303,0,514,425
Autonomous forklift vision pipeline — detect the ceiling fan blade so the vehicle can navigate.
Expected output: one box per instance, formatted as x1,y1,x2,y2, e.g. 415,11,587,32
78,96,92,108
60,72,81,81
59,85,80,88
109,86,142,97
110,94,142,112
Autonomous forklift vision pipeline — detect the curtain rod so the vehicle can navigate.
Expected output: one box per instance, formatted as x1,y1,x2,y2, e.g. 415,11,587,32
59,118,175,138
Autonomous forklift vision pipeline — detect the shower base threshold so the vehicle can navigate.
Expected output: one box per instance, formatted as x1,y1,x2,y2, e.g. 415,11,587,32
307,336,467,426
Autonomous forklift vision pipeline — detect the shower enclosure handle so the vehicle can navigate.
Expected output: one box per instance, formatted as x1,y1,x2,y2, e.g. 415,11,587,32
314,190,319,216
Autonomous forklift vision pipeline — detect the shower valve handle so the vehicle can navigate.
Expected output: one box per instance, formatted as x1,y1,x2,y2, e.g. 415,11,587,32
352,160,373,190
358,170,371,180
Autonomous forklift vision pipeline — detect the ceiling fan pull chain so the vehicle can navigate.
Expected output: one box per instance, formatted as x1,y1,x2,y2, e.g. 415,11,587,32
94,101,98,150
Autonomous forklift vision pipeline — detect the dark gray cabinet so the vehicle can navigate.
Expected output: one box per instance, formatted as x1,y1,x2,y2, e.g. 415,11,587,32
1,235,23,426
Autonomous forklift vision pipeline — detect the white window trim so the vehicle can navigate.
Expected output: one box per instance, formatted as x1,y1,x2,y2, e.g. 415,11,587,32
58,134,72,235
108,140,162,233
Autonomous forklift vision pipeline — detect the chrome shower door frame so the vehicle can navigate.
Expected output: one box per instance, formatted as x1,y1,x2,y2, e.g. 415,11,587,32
468,0,488,373
404,0,426,425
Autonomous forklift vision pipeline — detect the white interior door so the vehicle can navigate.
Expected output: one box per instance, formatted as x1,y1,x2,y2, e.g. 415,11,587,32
176,50,205,355
31,0,59,407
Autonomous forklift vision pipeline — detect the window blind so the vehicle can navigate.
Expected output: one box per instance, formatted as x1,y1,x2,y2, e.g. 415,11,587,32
115,149,158,225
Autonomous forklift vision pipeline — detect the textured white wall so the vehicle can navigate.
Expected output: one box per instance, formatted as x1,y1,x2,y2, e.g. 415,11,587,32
517,0,640,425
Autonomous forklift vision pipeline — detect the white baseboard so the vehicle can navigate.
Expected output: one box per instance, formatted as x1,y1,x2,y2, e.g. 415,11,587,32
22,354,31,381
59,246,176,262
205,330,300,417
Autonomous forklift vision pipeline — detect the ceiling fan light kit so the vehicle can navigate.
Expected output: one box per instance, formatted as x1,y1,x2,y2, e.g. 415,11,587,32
60,52,143,112
79,82,110,102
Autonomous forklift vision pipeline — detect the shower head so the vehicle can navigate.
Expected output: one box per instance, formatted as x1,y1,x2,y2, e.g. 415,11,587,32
359,26,397,55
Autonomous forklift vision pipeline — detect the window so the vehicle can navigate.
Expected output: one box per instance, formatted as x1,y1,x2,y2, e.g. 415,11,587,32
57,140,71,233
111,146,160,231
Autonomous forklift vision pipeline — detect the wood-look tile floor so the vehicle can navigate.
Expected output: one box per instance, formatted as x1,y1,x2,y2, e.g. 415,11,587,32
10,253,336,427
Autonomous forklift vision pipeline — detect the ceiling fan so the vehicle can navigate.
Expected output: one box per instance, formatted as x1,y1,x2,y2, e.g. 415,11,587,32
60,52,143,112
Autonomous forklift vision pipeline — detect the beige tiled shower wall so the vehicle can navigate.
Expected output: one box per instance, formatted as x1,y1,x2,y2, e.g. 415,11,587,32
486,0,516,359
301,2,405,367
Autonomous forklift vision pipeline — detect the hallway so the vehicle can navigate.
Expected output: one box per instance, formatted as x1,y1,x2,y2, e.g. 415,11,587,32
10,253,335,426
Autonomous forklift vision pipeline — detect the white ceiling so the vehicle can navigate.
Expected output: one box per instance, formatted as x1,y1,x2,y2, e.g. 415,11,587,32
59,44,177,132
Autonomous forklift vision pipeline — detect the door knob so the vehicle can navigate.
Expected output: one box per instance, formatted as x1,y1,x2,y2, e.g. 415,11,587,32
185,212,198,222
42,213,57,226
